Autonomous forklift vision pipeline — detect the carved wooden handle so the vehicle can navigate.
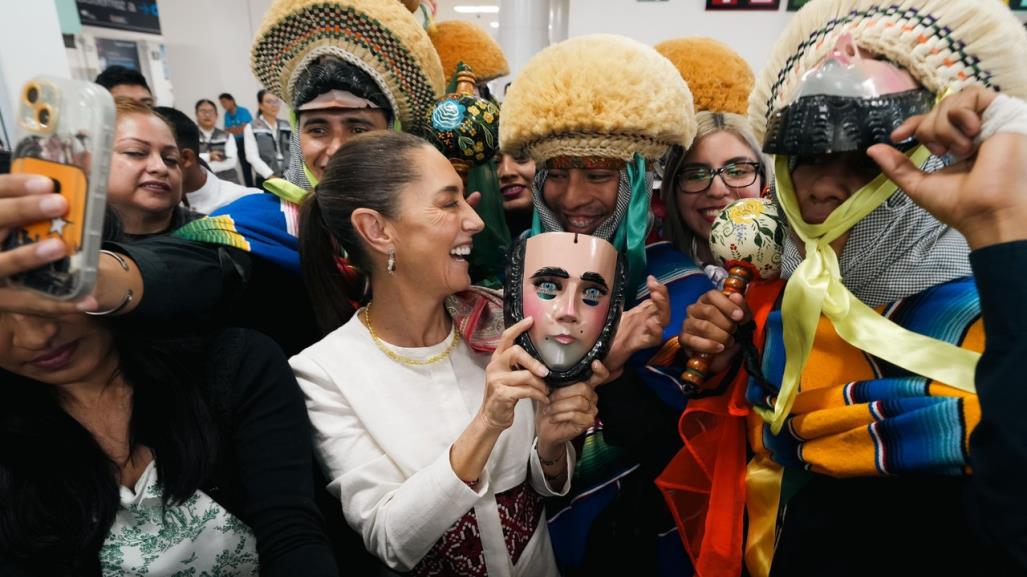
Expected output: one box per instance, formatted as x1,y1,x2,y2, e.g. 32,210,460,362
680,265,754,394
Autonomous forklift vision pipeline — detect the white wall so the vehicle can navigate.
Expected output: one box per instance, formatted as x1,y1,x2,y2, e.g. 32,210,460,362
159,0,279,118
568,0,793,77
568,0,1027,78
0,0,70,146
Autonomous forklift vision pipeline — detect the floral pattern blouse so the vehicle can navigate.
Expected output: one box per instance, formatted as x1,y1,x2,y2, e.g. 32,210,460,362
100,460,259,576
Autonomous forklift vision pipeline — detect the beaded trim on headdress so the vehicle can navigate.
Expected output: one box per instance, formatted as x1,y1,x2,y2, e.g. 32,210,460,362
501,34,696,165
544,156,628,170
251,0,444,131
749,0,1027,143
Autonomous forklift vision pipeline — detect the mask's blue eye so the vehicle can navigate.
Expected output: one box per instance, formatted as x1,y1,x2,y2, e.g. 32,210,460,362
533,280,560,300
582,286,605,307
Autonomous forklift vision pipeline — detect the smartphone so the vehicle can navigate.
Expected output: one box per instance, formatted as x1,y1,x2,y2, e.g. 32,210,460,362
3,76,115,299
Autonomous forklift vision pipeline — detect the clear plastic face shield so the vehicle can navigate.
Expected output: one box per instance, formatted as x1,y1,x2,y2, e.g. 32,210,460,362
504,232,626,387
762,34,933,156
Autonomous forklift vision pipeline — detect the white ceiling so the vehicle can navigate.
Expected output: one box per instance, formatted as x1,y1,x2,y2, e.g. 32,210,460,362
431,0,500,39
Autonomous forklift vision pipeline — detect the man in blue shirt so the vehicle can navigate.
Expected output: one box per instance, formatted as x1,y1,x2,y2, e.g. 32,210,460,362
219,92,254,187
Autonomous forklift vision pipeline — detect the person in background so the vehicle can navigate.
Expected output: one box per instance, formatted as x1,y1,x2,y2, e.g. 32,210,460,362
155,106,258,215
220,93,254,187
495,151,535,238
94,66,154,107
661,111,770,281
243,90,291,188
106,98,197,239
194,99,241,184
655,38,771,286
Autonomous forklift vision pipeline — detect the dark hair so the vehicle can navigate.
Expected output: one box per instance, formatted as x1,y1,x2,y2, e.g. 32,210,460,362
292,59,393,124
154,106,201,155
299,131,428,334
114,97,178,148
195,99,217,113
218,93,234,102
94,65,151,93
257,89,270,108
0,328,218,574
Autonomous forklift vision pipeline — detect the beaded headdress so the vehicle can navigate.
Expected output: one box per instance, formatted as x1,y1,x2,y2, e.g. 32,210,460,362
750,0,1027,144
251,0,445,131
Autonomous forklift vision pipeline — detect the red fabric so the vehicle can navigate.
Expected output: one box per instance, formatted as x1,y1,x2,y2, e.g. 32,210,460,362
411,481,543,576
448,287,505,353
655,280,783,577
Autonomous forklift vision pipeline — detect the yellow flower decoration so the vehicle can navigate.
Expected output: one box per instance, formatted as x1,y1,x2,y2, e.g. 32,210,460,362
468,106,480,116
483,112,494,123
728,200,764,223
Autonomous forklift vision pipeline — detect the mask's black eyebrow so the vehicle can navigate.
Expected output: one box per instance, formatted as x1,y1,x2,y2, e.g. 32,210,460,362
531,267,570,279
581,272,609,290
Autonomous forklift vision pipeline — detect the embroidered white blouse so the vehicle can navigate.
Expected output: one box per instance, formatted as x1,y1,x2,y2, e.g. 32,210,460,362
290,311,574,576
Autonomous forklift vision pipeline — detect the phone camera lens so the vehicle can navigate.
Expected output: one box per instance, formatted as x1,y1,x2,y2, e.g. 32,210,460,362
26,86,39,104
37,107,51,127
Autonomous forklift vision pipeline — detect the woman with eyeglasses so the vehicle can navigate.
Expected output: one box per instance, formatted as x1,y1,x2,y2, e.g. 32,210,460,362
660,111,773,280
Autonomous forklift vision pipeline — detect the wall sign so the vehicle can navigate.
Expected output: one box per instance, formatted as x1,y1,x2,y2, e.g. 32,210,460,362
96,38,142,71
706,0,781,11
76,0,161,35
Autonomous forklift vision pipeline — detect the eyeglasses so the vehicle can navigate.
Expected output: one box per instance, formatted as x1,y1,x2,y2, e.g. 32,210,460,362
676,161,761,194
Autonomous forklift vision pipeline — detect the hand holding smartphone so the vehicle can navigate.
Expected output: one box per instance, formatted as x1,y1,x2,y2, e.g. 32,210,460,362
2,76,115,300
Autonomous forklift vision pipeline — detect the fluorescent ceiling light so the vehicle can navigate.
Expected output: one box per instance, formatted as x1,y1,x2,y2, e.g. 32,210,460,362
454,5,499,13
489,21,499,28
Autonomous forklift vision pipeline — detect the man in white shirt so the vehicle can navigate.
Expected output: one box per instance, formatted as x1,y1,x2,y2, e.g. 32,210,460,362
195,99,241,184
156,107,259,215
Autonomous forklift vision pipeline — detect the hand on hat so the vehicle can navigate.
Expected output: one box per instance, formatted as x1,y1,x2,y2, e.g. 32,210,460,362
867,85,1027,250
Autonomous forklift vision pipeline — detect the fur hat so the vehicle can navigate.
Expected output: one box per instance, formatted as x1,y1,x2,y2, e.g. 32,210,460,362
750,0,1027,143
429,21,509,83
251,0,445,131
500,34,696,165
654,37,753,116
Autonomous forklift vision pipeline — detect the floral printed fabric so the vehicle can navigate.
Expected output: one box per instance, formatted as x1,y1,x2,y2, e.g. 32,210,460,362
100,461,259,576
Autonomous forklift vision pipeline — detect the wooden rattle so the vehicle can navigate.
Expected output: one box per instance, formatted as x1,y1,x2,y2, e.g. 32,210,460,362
680,197,785,392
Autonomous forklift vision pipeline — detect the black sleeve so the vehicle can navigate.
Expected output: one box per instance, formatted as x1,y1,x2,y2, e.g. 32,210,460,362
224,330,338,577
597,367,683,469
104,235,250,326
0,559,34,577
967,240,1027,572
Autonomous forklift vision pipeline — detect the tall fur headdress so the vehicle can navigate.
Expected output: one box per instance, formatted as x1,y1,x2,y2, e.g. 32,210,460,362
500,34,696,165
655,37,754,115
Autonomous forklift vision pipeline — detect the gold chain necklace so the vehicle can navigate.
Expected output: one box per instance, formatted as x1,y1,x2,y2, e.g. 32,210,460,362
363,301,460,366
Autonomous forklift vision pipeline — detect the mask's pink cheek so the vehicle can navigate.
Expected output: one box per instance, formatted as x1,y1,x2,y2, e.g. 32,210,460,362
578,303,610,343
522,296,547,343
522,294,542,320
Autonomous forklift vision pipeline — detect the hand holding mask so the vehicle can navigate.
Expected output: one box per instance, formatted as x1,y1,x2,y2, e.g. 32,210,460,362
504,232,626,387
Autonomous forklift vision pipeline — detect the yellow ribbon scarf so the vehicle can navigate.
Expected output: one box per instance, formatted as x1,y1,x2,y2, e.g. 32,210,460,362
761,147,981,433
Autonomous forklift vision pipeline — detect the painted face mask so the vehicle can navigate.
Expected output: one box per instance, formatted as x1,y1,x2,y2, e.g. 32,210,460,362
504,232,626,387
762,33,932,156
